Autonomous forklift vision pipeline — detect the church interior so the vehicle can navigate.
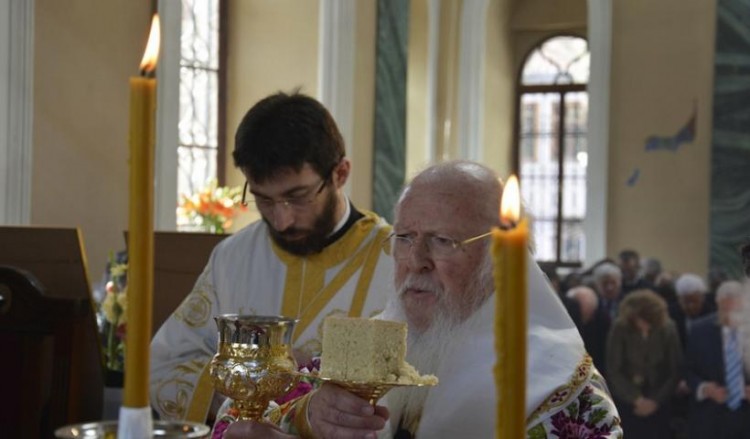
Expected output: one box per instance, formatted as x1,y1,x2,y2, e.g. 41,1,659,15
1,0,749,437
5,0,744,281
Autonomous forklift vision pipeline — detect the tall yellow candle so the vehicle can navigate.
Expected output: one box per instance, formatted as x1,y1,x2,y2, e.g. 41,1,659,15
492,175,528,439
124,14,160,409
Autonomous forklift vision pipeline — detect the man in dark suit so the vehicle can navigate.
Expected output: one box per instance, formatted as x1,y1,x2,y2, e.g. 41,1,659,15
673,273,713,348
567,285,610,374
618,249,651,295
685,281,750,439
593,262,624,321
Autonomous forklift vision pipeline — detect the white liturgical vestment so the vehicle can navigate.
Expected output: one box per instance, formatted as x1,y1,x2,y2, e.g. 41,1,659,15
150,209,394,422
386,256,623,438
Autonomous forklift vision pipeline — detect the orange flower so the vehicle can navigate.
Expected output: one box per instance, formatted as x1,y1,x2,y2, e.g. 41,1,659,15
177,179,246,234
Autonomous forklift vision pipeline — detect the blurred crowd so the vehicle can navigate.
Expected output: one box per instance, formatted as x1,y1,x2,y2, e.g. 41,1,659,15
542,244,750,439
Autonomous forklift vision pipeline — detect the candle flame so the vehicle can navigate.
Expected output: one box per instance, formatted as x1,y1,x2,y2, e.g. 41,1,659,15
500,174,521,223
139,14,161,75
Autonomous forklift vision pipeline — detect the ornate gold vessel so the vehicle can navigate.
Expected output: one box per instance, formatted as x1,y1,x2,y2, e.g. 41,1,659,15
54,421,210,438
313,375,436,406
209,315,299,421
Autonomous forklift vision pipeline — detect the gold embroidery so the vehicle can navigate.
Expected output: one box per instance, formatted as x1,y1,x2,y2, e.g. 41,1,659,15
186,363,215,423
156,378,193,420
349,225,391,317
175,270,214,328
279,212,386,342
526,354,593,428
155,359,207,421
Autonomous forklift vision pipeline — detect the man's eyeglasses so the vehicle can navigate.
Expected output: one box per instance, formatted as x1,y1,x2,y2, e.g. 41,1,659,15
241,164,337,211
242,177,328,212
387,231,492,261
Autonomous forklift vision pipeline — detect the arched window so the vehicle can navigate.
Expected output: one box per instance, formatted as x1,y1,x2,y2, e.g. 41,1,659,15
516,36,589,267
177,0,227,230
179,0,226,192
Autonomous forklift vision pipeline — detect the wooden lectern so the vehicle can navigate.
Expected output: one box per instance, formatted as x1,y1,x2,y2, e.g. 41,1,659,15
151,231,228,334
0,226,104,437
123,230,228,334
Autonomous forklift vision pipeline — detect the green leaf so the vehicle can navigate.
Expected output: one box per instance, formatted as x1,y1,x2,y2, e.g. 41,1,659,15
527,423,547,439
587,408,607,425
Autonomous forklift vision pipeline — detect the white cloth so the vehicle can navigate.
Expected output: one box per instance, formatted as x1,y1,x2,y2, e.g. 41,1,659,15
150,211,394,421
117,406,152,439
409,255,592,437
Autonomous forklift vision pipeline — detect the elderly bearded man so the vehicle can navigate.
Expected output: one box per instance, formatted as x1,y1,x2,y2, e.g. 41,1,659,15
224,161,622,438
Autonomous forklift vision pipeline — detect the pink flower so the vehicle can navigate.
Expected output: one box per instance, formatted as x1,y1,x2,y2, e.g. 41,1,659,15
211,419,230,439
275,381,313,405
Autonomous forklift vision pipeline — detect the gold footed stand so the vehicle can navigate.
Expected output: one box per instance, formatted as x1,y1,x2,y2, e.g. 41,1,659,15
315,376,434,406
234,398,272,422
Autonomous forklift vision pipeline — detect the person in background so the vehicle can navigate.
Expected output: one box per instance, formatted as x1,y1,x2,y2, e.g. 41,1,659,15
673,273,712,348
671,273,711,437
561,270,584,293
543,263,582,327
567,285,610,373
706,267,729,314
642,257,662,287
685,280,750,439
593,262,624,320
606,289,683,439
619,249,650,295
149,92,395,423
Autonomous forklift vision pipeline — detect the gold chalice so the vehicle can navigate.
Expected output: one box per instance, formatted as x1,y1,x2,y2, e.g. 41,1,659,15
209,315,300,421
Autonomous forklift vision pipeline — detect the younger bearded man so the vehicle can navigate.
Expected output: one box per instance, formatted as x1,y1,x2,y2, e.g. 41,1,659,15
150,92,394,422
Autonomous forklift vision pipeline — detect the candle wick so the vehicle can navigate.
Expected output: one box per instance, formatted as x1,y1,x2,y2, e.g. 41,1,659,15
499,219,517,230
140,68,156,78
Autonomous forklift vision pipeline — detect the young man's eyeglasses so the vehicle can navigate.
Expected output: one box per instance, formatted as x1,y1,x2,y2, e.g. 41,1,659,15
387,231,492,261
241,164,337,211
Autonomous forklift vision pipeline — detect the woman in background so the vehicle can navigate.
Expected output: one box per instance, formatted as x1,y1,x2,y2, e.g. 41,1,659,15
606,289,682,439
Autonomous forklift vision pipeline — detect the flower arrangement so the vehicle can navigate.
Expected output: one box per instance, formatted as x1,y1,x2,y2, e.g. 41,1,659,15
99,253,128,372
177,179,247,234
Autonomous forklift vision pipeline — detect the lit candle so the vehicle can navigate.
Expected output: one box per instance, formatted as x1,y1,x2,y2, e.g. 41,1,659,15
120,14,159,438
491,175,528,439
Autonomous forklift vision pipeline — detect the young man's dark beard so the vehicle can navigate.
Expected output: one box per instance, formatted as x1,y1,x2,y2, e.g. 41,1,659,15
265,186,338,256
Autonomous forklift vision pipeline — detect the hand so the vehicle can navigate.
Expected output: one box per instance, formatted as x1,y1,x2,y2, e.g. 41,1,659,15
703,382,728,403
676,380,690,396
309,383,389,439
223,420,296,439
633,397,658,417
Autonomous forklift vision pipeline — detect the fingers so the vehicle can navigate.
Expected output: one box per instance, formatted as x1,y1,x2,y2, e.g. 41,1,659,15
314,384,375,416
373,404,390,420
309,384,388,438
715,388,728,403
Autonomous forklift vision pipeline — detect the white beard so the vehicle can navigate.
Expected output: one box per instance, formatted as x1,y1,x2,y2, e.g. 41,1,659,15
382,303,456,433
380,256,493,434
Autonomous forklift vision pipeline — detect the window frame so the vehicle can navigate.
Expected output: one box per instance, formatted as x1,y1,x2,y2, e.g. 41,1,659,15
513,34,588,269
